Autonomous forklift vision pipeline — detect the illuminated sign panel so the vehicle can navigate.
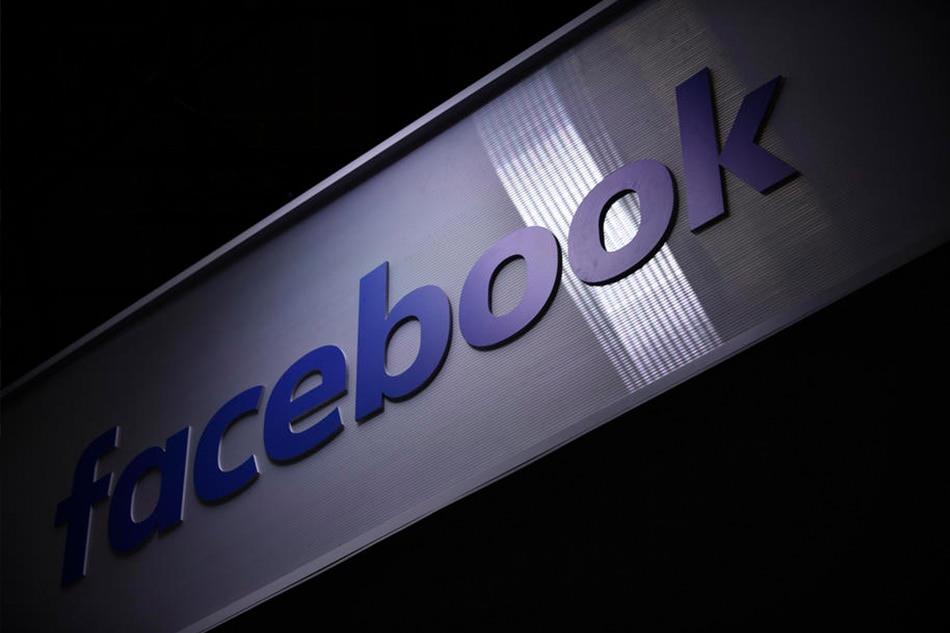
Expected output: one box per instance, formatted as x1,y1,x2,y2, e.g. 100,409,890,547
53,66,795,586
3,2,949,632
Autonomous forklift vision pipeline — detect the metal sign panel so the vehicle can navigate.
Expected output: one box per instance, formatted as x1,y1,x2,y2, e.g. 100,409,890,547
3,1,949,632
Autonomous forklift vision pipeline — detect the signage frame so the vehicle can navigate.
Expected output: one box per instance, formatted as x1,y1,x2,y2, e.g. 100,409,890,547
3,1,949,631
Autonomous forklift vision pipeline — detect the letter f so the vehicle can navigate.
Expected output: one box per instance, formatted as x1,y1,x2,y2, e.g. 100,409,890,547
54,426,119,585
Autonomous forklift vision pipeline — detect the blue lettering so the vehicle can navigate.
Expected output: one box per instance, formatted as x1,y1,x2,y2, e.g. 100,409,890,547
459,226,561,348
355,262,451,421
264,346,346,463
54,427,119,585
568,159,675,285
55,65,801,582
107,427,190,553
194,387,263,502
675,68,797,231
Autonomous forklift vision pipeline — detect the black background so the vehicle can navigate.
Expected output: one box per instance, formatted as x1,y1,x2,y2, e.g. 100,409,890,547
2,1,948,631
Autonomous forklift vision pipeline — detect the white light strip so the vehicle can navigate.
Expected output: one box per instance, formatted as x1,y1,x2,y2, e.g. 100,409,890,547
476,67,721,392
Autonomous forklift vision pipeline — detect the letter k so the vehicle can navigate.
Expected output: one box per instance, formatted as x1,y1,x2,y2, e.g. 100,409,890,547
676,68,798,231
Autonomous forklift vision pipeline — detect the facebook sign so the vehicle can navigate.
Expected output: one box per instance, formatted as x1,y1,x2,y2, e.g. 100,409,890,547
4,2,948,633
54,67,797,585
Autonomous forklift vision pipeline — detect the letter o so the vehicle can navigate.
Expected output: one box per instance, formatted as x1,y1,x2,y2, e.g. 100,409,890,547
567,159,675,285
459,226,561,349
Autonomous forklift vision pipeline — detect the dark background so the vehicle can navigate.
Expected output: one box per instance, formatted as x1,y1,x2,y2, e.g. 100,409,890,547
2,1,948,631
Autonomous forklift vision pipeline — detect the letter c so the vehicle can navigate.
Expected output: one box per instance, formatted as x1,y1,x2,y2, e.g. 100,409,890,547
194,387,263,503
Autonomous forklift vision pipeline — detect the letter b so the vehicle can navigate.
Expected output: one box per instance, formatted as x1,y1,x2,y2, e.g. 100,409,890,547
355,262,451,421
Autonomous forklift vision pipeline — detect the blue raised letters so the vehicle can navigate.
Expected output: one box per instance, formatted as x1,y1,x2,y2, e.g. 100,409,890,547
355,262,451,421
264,346,346,463
676,68,797,231
54,65,802,582
194,387,264,502
459,226,561,348
107,427,191,553
54,426,119,585
568,159,675,285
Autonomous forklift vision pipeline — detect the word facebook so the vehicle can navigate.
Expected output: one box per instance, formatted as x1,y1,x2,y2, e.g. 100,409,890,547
55,68,797,585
